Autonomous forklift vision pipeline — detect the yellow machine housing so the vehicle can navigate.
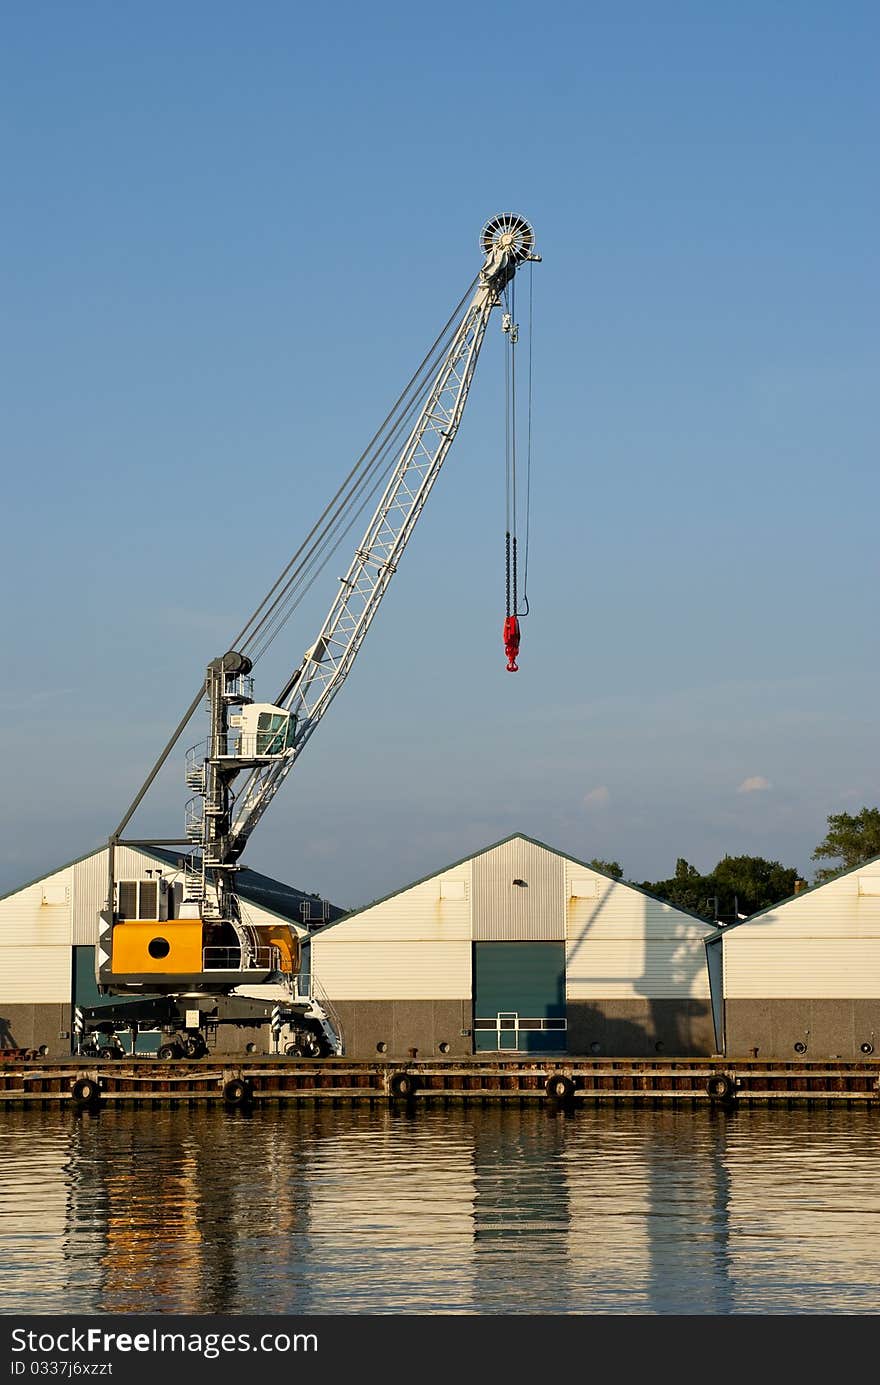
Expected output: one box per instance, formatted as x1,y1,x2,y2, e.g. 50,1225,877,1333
107,916,301,990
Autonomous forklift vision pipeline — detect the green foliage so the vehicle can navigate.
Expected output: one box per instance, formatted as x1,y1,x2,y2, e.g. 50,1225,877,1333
587,858,624,880
641,854,800,922
639,858,713,916
712,854,800,918
812,807,880,882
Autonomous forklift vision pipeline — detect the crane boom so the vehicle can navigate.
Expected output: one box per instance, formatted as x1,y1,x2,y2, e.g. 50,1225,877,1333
229,221,539,851
99,214,539,1010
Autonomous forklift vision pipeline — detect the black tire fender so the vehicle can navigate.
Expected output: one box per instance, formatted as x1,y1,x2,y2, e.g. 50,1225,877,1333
389,1071,418,1098
71,1077,100,1105
706,1072,736,1101
223,1078,252,1105
545,1073,576,1100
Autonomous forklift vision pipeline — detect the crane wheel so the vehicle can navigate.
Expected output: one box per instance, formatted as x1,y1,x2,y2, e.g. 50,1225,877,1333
223,1078,252,1106
481,213,536,263
706,1073,736,1101
157,1043,180,1060
71,1077,100,1106
389,1071,418,1099
544,1074,576,1101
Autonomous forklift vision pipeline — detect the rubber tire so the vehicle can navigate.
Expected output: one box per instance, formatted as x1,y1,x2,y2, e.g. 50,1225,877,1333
545,1074,576,1100
157,1044,180,1061
389,1071,418,1098
98,1046,119,1060
71,1077,100,1105
706,1073,736,1101
223,1078,252,1106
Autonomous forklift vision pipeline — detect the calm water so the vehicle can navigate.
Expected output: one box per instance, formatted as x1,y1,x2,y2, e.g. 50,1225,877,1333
2,1102,879,1315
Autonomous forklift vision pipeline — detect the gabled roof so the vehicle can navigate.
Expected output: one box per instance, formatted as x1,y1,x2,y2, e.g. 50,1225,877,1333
704,849,880,943
311,830,716,937
0,843,345,930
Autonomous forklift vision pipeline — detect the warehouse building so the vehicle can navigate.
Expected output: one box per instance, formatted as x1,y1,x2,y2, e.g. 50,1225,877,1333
310,833,716,1059
0,844,342,1055
705,854,880,1060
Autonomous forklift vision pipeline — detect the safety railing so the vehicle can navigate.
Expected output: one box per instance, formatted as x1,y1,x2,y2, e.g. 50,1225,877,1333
202,945,282,972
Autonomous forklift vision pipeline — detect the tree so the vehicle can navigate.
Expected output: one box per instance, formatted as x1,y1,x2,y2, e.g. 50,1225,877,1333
812,807,880,883
711,854,800,918
639,858,715,917
587,858,623,880
640,854,800,922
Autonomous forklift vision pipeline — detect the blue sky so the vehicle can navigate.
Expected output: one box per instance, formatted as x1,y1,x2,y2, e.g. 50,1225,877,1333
2,2,877,909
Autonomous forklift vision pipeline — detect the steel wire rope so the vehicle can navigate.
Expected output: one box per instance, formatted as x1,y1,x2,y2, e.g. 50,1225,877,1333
244,293,476,666
503,282,511,619
520,260,533,616
230,274,479,658
510,273,518,619
247,425,415,667
109,277,480,838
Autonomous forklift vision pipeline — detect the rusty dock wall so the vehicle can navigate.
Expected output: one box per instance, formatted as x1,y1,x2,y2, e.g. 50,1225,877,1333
1,1056,879,1109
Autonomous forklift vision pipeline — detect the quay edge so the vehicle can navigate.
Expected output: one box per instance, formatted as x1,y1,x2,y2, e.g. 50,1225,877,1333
1,1056,879,1108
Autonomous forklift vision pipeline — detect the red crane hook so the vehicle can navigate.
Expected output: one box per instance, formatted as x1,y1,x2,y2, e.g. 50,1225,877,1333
503,614,521,672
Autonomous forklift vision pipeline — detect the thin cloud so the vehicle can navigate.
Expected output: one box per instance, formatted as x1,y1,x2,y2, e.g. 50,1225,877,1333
737,776,771,794
583,786,610,807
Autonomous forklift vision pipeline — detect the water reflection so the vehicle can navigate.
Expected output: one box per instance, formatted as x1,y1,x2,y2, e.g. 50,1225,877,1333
1,1104,879,1314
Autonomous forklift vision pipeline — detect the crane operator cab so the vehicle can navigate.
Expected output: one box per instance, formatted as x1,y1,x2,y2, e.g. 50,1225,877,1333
226,703,296,761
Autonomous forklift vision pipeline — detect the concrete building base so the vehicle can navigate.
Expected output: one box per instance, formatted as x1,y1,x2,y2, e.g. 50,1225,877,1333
724,999,880,1060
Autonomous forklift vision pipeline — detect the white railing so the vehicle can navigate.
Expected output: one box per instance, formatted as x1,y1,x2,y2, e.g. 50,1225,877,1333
202,945,282,972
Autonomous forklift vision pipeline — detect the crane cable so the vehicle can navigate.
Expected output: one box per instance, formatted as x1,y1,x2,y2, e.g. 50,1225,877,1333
502,265,534,671
231,275,480,669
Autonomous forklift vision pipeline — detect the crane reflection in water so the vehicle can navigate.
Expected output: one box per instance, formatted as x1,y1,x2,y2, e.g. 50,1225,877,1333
3,1103,880,1314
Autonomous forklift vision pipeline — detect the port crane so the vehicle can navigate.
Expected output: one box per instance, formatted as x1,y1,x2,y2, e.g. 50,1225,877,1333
87,214,540,1059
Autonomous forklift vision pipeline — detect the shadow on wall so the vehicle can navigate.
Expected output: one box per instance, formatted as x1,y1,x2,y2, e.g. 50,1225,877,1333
567,999,713,1058
565,888,715,1056
0,1017,16,1049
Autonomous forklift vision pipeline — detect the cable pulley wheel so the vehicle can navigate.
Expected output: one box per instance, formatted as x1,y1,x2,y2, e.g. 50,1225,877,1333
481,213,535,264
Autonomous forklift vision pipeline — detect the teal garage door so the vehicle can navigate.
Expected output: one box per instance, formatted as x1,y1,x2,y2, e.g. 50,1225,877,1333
72,947,162,1055
473,941,566,1053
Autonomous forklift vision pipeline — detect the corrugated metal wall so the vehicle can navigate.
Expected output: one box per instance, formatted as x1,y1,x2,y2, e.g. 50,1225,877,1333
564,861,711,1000
724,867,880,998
312,940,471,1000
314,868,472,943
0,944,71,1002
310,838,713,1004
565,939,711,999
0,864,74,1003
473,839,563,939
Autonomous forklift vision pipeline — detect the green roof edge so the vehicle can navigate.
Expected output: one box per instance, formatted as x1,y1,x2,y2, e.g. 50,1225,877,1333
311,830,716,936
703,848,880,942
